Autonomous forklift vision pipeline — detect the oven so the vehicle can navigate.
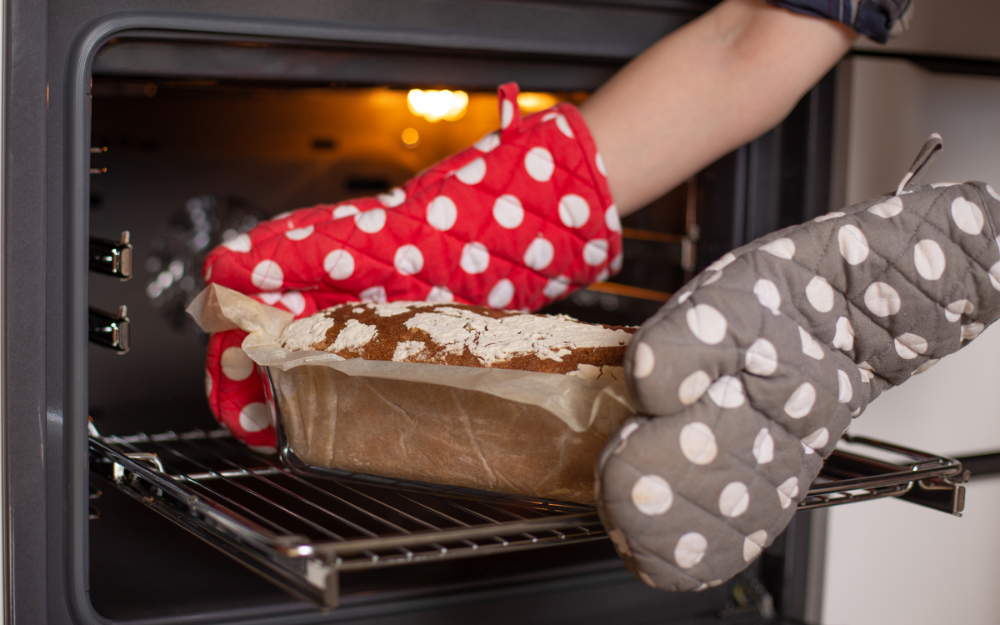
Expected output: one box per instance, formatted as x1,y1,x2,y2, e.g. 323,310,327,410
1,1,983,623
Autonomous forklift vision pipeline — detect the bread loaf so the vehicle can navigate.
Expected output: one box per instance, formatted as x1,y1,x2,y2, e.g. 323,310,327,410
280,301,635,379
274,301,637,503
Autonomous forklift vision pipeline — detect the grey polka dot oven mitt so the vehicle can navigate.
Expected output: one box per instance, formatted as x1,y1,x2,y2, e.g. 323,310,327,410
597,135,1000,591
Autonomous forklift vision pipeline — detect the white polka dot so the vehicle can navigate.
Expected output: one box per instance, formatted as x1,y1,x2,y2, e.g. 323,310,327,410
610,252,624,274
427,195,458,231
525,147,554,182
500,98,514,129
851,407,862,417
583,239,609,266
990,262,1000,291
913,239,946,281
815,212,845,222
988,185,1000,201
932,182,958,188
777,477,799,509
559,194,590,228
951,197,985,234
838,225,869,265
426,285,453,304
333,204,360,220
221,347,254,381
760,238,796,260
743,530,768,562
678,370,711,405
522,237,555,271
543,275,570,299
802,427,830,452
605,205,622,233
745,338,778,376
285,225,314,241
460,242,490,275
485,279,515,309
547,115,571,140
239,403,271,433
686,304,727,345
833,317,855,351
945,300,973,322
251,260,283,291
674,532,707,569
837,369,853,403
223,233,252,252
475,132,500,153
869,196,903,218
707,376,745,408
355,208,387,233
799,327,825,361
784,383,816,419
962,322,985,341
491,195,524,229
679,421,717,465
204,264,213,282
857,362,874,384
719,482,750,518
864,282,901,317
894,333,928,360
805,276,835,313
753,429,774,464
377,187,406,208
360,285,387,303
257,292,281,305
456,157,487,185
324,249,355,281
676,291,692,304
632,342,655,379
280,291,306,316
394,244,424,276
912,358,940,376
595,152,606,176
631,475,673,516
248,444,277,455
205,369,213,398
619,421,640,444
271,211,293,222
753,279,781,316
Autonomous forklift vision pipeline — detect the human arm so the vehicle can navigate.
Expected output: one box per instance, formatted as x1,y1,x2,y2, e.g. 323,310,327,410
582,0,857,217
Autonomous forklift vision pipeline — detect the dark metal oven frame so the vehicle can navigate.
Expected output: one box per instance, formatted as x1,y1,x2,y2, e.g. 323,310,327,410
3,0,854,622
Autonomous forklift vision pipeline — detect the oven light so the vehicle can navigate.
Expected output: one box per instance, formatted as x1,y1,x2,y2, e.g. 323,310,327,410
516,92,558,113
401,127,420,148
407,89,468,122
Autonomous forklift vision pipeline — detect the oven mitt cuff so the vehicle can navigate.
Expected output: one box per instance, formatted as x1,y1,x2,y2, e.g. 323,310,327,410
202,83,622,446
766,0,913,43
598,134,1000,591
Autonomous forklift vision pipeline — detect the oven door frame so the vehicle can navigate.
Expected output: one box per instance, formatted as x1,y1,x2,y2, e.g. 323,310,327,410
9,2,750,623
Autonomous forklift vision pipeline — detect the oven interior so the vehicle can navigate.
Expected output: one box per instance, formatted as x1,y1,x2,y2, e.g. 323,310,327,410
82,30,970,625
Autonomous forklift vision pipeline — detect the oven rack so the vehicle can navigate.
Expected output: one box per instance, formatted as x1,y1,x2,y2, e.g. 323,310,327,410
88,431,607,609
88,428,967,610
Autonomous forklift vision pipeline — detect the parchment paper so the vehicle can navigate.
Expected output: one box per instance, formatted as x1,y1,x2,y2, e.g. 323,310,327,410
188,284,637,503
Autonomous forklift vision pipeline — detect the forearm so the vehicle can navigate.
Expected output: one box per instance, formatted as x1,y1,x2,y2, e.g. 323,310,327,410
581,0,856,217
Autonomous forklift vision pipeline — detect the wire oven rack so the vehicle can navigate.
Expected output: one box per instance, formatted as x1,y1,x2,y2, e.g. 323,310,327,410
88,425,968,611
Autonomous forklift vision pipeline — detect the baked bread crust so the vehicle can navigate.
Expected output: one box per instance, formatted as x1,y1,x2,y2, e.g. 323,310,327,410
280,301,635,376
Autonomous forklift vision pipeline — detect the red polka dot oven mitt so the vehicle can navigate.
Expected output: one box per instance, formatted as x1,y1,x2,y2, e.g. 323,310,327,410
598,135,1000,591
202,83,621,449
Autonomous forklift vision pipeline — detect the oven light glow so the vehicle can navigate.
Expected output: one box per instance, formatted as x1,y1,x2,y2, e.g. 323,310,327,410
401,127,420,148
407,89,468,122
516,92,558,113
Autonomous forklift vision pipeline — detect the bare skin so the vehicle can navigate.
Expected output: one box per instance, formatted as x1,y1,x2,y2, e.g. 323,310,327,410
581,0,857,217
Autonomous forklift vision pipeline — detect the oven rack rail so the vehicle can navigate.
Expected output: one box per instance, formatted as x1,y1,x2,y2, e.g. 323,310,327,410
88,429,967,610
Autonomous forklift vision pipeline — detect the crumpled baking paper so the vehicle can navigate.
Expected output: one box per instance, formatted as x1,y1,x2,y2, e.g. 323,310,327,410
188,284,637,503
